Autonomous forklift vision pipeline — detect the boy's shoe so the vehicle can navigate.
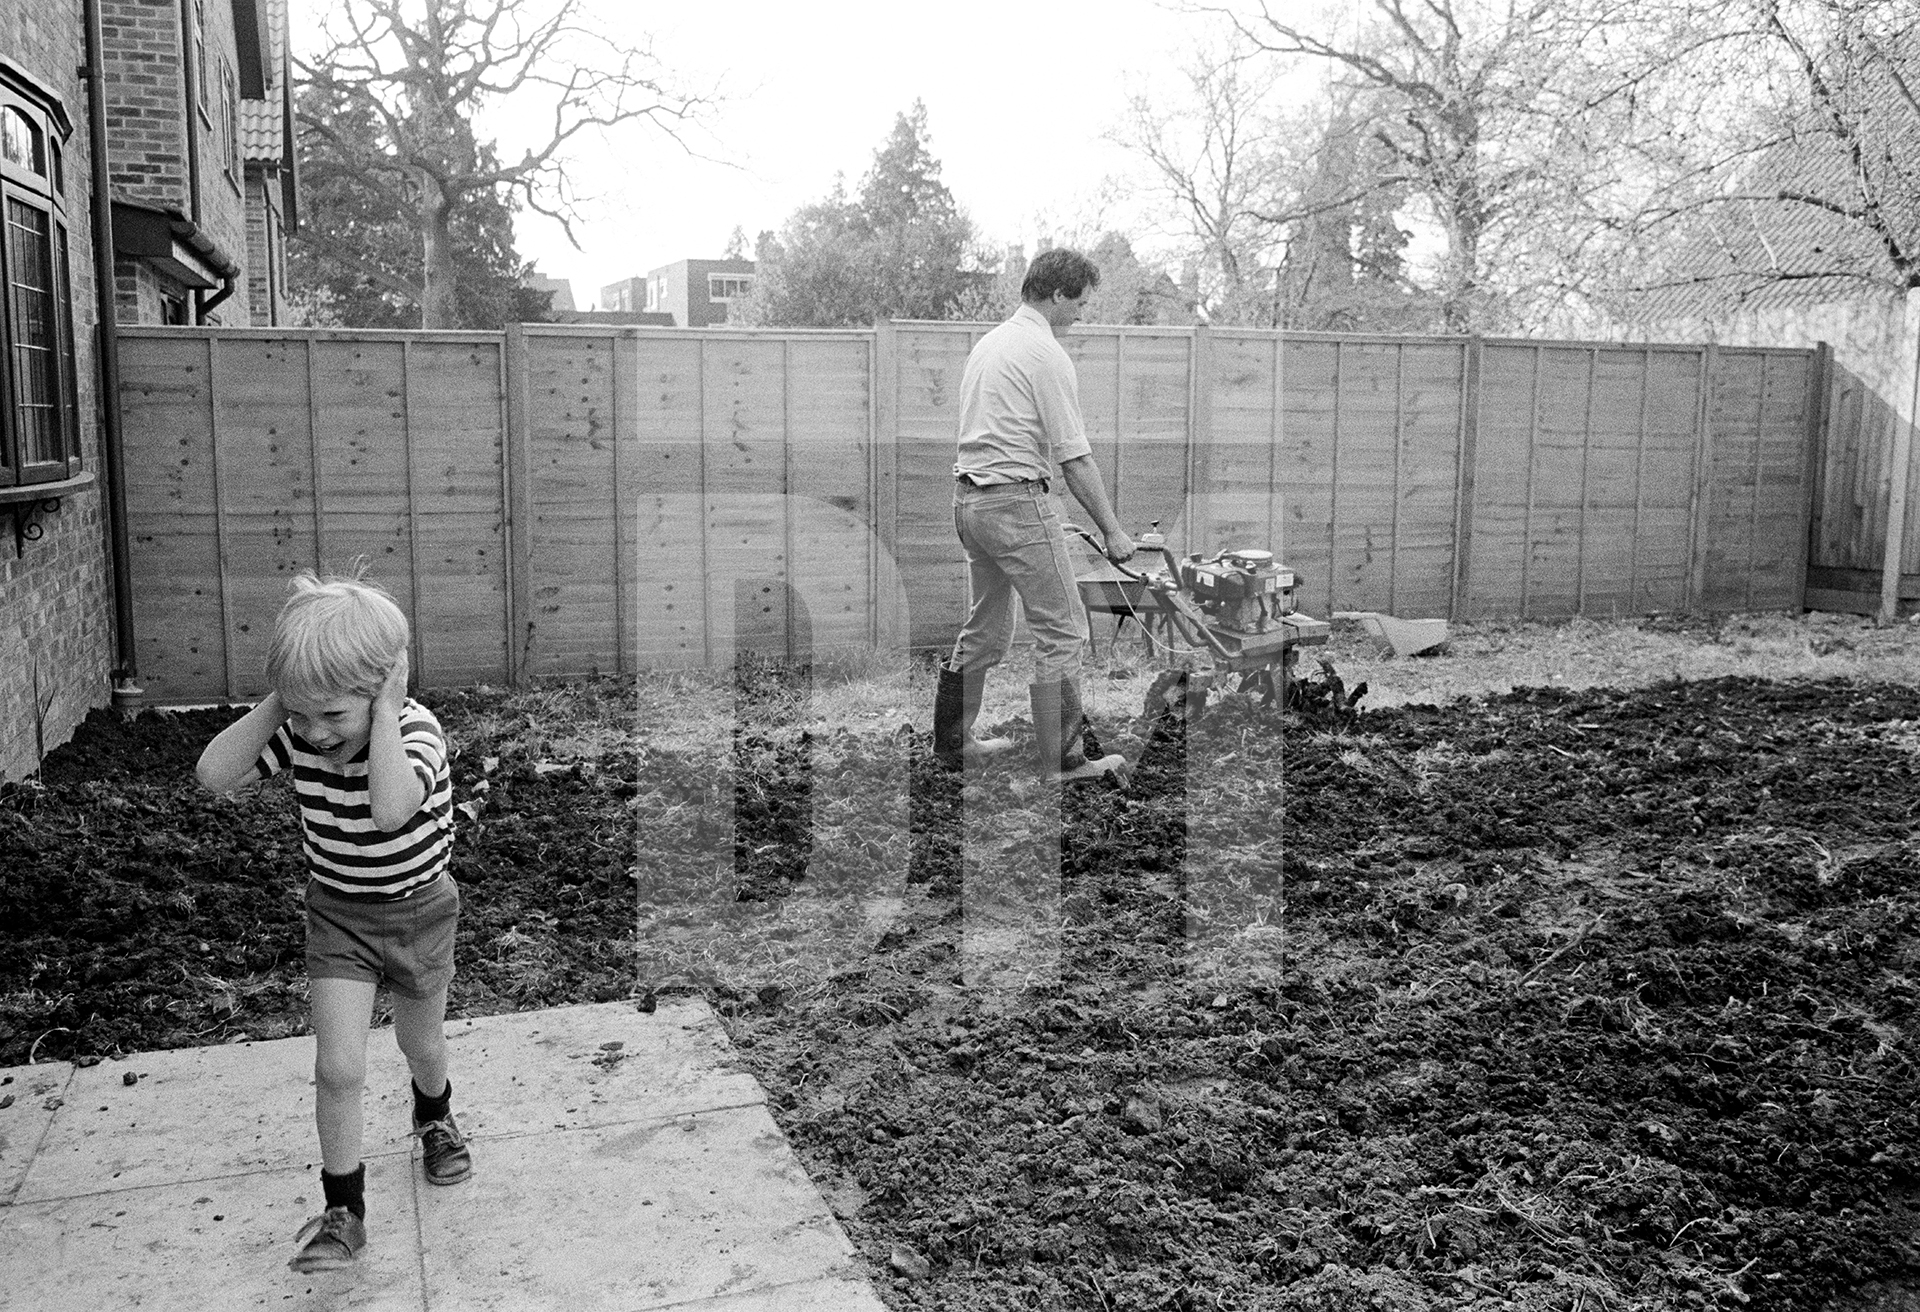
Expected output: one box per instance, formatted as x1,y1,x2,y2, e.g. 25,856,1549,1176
288,1206,365,1272
414,1113,472,1185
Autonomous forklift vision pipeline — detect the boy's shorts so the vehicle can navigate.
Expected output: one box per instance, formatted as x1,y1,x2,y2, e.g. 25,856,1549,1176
304,875,459,999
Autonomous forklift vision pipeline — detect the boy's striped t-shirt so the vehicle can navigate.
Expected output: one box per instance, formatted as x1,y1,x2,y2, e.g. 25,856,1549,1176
255,699,455,899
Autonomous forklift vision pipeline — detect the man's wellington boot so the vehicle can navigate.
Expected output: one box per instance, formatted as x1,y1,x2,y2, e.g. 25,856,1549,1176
934,662,1014,767
1030,678,1125,784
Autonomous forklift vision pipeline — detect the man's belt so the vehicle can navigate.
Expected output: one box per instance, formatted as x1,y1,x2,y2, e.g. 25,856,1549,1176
956,473,1051,492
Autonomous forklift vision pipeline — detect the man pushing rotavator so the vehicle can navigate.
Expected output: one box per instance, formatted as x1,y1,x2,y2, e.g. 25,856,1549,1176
932,247,1133,783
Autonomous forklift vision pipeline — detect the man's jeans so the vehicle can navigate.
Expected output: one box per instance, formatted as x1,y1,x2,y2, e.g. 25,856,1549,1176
950,480,1087,683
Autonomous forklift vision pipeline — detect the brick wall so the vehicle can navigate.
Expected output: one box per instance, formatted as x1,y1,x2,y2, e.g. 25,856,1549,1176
101,0,253,325
244,167,283,324
99,0,186,203
0,0,117,780
0,495,115,781
190,0,247,320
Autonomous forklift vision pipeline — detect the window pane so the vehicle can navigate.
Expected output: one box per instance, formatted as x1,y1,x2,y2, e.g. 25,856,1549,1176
7,198,60,466
2,108,44,176
55,223,76,463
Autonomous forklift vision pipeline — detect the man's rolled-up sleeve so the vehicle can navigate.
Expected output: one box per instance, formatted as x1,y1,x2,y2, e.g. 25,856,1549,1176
1031,349,1093,465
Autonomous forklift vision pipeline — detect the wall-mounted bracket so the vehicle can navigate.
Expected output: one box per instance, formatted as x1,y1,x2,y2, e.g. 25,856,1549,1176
4,495,61,554
0,472,96,557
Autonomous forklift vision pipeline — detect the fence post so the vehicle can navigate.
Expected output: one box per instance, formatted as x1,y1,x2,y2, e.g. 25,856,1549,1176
872,320,899,650
1881,330,1920,622
1798,342,1832,613
1450,335,1482,621
1186,324,1213,558
612,329,637,675
205,333,237,700
1686,343,1718,613
400,339,426,685
503,322,533,685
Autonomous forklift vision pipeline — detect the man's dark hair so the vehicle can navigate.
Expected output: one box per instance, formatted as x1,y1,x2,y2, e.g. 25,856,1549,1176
1022,248,1100,302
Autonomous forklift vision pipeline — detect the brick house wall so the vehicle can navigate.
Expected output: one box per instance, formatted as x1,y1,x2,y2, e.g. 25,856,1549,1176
0,0,287,779
0,0,115,780
239,0,289,324
243,168,281,322
100,0,252,324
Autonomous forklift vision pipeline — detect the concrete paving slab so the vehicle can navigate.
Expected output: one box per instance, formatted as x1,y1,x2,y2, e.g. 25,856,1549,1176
0,1063,71,1203
0,1156,424,1311
414,1105,871,1311
439,999,764,1137
0,1000,885,1310
18,1027,416,1202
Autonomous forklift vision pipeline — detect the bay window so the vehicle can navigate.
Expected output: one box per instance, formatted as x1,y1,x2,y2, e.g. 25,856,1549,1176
0,67,81,492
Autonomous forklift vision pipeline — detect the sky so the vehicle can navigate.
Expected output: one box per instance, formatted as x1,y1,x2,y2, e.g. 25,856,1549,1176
294,0,1268,310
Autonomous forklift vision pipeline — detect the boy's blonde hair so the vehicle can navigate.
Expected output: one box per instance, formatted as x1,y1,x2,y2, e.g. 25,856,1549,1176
266,562,409,705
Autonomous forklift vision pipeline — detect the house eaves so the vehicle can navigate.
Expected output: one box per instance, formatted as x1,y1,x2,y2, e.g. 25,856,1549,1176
230,0,271,99
112,199,241,290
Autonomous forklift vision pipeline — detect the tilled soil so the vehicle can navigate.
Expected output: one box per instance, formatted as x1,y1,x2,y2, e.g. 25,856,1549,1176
5,674,1920,1310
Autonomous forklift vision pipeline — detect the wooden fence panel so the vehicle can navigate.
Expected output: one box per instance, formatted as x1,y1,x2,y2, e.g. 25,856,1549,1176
1811,365,1878,571
1383,341,1463,618
1095,330,1191,539
703,334,795,657
1809,363,1909,576
122,333,223,700
891,325,977,652
522,331,618,676
606,328,876,669
1329,340,1409,614
401,339,510,686
629,333,711,666
1199,330,1286,565
1699,351,1814,612
1632,348,1705,614
785,335,878,656
120,329,506,700
116,324,1830,699
1468,343,1547,619
1276,338,1339,616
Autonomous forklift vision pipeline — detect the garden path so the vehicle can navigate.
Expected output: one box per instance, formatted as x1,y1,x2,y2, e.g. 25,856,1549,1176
0,998,883,1310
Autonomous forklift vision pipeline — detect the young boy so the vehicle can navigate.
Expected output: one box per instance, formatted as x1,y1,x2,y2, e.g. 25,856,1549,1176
196,566,471,1273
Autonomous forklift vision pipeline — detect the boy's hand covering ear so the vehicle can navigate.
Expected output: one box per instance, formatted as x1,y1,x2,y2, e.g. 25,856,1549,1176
375,649,410,714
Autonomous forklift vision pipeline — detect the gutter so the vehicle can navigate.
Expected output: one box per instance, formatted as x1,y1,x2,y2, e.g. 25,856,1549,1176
83,0,141,706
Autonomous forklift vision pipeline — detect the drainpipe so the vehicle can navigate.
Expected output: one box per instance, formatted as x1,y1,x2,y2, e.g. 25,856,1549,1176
83,0,141,707
178,0,201,227
196,271,236,323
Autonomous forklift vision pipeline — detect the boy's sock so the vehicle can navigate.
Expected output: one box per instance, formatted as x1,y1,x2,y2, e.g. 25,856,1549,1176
320,1162,366,1220
413,1076,452,1127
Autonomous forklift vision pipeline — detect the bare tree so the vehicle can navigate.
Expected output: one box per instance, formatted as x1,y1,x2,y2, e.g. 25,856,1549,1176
1208,0,1698,331
1115,41,1439,329
1613,0,1920,311
297,0,705,328
1115,48,1294,322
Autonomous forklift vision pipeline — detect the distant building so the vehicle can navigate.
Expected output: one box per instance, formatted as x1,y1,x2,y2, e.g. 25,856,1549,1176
602,259,753,327
522,269,576,314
